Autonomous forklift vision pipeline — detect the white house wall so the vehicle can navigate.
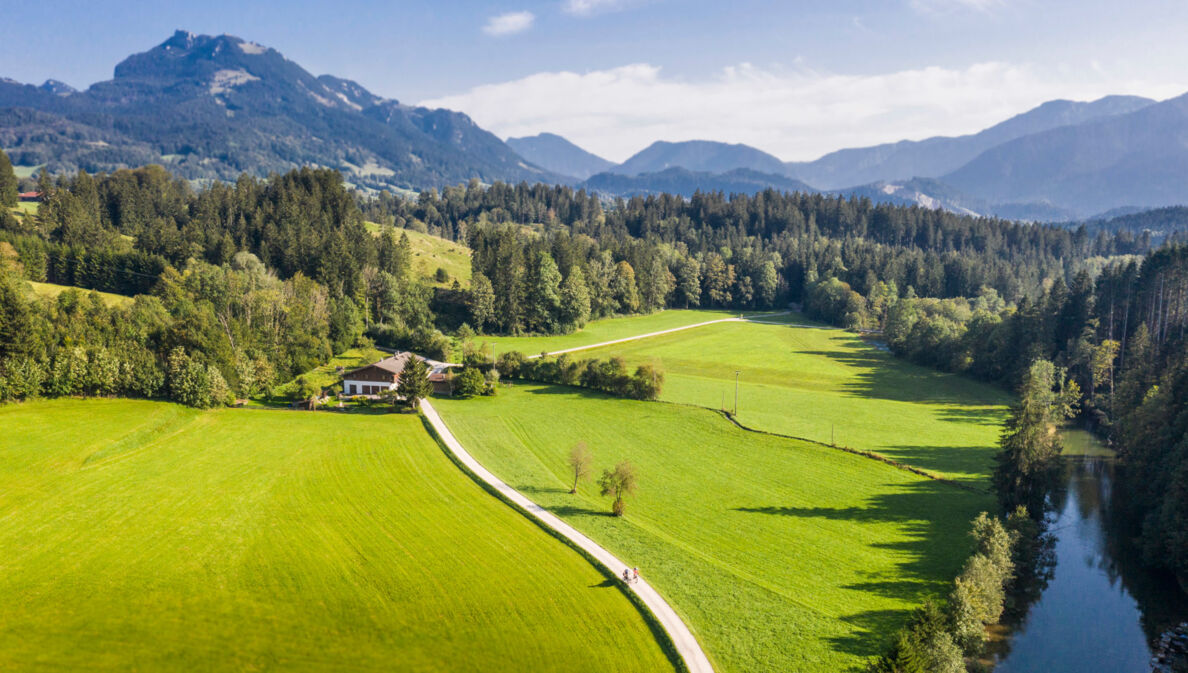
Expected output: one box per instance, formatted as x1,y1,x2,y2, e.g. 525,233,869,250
342,380,397,396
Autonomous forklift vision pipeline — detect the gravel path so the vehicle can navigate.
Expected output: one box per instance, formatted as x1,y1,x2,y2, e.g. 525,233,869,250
421,400,716,673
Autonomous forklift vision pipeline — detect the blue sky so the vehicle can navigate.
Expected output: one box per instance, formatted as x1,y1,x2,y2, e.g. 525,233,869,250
4,0,1188,161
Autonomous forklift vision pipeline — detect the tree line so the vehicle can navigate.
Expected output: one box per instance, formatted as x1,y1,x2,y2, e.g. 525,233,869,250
800,243,1188,583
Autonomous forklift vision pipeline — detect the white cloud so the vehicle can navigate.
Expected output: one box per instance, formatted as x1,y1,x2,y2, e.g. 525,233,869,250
419,61,1181,163
564,0,640,16
483,11,535,36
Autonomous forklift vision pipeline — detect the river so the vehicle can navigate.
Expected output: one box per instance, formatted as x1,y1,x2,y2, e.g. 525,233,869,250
992,430,1188,672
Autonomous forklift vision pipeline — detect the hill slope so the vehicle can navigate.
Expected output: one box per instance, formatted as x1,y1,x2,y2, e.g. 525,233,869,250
788,95,1155,189
611,140,789,177
506,132,614,180
943,92,1188,216
583,166,814,197
0,31,561,190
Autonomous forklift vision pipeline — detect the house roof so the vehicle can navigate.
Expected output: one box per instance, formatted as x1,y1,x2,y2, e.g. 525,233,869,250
344,353,410,379
342,351,460,380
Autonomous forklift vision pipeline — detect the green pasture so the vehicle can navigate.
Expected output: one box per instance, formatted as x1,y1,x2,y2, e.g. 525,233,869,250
364,223,472,287
0,399,674,672
476,308,764,356
576,320,1010,485
12,164,41,179
24,280,134,308
434,386,993,672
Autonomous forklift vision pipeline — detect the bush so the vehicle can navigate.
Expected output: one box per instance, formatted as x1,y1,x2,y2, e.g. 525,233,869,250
501,350,664,400
453,367,485,398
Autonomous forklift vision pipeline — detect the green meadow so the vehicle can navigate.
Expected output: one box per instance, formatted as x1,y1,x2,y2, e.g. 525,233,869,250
577,319,1011,485
434,386,993,672
0,399,675,672
364,223,472,287
24,280,134,308
476,308,754,356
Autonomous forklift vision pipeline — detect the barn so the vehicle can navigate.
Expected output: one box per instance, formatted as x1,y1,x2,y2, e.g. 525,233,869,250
341,352,457,397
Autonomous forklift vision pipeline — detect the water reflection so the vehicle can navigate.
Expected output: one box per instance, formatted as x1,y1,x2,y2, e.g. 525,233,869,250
994,443,1188,672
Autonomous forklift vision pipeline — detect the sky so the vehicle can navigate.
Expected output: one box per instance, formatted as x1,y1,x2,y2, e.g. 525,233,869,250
3,0,1188,162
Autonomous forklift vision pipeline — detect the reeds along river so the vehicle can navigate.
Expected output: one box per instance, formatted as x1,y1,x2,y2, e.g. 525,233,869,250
991,430,1188,672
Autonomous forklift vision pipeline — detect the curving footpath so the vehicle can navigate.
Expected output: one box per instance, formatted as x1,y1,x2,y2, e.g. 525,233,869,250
421,399,715,673
526,311,817,360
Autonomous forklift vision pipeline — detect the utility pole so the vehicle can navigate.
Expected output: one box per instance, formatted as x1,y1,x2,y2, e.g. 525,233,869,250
734,370,741,416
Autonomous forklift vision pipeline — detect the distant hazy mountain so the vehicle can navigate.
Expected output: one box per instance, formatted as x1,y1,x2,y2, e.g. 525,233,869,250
1075,205,1188,239
0,30,561,190
787,95,1155,189
942,92,1188,217
505,133,614,181
611,140,788,177
583,167,814,198
836,178,1080,221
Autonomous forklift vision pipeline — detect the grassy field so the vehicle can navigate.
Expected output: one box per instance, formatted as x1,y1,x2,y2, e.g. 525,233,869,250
364,222,472,287
0,399,675,672
12,164,41,179
476,308,766,356
434,386,993,672
269,346,385,400
24,280,134,308
13,201,39,216
575,320,1010,485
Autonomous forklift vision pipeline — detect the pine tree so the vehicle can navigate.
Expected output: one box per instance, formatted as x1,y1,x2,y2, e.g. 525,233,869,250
993,358,1080,513
0,149,17,208
396,355,431,410
467,272,496,332
559,267,591,331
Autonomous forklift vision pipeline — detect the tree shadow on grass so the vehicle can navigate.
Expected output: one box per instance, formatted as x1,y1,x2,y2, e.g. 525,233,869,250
549,504,615,518
734,479,989,656
797,335,1008,409
516,484,570,496
878,444,996,488
588,578,618,588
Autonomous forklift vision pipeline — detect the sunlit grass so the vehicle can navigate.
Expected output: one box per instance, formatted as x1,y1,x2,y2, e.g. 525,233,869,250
0,399,675,672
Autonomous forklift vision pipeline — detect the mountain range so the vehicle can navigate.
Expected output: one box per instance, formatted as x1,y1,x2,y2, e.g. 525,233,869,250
0,30,561,191
4,30,1188,221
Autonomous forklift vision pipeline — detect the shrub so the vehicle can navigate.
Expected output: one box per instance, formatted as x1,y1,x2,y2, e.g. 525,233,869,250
453,366,485,398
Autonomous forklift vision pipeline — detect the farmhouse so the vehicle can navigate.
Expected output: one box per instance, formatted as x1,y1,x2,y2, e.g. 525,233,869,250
341,352,457,397
18,191,42,202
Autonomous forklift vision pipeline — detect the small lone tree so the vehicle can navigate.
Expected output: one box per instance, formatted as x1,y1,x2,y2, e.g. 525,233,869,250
568,441,593,494
397,355,431,410
296,375,320,410
598,460,638,516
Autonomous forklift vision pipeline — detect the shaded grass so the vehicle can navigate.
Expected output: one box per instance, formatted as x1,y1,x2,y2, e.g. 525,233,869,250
575,320,1010,485
0,398,674,672
435,385,993,673
24,280,133,308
